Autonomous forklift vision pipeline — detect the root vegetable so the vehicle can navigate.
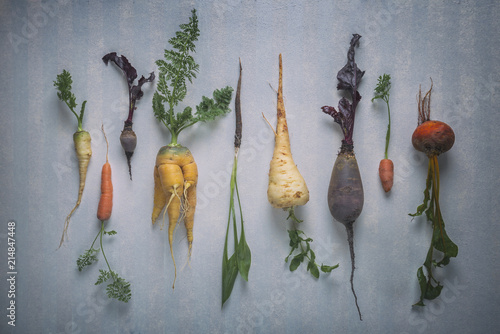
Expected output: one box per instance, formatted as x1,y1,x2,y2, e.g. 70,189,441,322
378,158,394,193
152,9,233,289
321,34,365,321
54,70,91,248
267,55,309,209
372,74,394,192
76,126,131,303
409,80,457,306
222,59,251,307
268,54,337,279
102,52,155,180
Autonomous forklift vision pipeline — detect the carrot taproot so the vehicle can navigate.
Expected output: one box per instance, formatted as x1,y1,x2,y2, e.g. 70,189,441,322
372,74,394,192
76,125,131,302
153,145,197,288
182,161,198,258
97,126,112,221
378,158,394,193
54,70,92,248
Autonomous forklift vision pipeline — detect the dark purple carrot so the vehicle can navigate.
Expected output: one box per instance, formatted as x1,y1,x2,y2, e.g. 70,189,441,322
321,33,365,321
102,52,155,180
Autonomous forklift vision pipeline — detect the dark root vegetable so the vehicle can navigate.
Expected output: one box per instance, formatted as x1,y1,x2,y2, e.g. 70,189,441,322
328,151,364,224
321,34,364,321
120,123,137,180
103,52,155,180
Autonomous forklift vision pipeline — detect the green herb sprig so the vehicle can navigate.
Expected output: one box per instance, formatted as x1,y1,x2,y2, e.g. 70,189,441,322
285,207,338,278
372,74,392,159
77,222,131,303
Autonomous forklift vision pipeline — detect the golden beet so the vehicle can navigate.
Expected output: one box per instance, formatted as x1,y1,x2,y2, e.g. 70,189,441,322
412,120,455,156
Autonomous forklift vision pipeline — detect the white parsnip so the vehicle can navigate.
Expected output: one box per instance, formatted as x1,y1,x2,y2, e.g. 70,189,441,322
267,54,309,209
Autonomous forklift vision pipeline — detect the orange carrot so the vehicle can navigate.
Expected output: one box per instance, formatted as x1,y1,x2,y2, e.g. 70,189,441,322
378,158,394,193
97,126,112,221
372,74,394,192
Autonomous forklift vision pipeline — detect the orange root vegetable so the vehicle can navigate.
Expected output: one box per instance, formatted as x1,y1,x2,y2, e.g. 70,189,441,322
378,158,394,193
76,126,131,302
372,74,394,192
152,145,198,288
97,127,112,221
409,81,458,306
412,120,455,156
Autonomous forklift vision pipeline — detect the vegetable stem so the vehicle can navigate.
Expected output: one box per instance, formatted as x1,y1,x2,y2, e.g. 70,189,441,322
384,100,391,159
99,221,113,277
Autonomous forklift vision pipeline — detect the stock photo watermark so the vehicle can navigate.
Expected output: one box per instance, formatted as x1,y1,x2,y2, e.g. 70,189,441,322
6,221,17,327
404,276,467,334
7,0,71,54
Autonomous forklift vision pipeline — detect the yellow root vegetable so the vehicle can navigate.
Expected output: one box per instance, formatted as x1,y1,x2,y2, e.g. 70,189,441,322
152,145,198,288
60,130,92,246
54,70,91,248
152,9,233,289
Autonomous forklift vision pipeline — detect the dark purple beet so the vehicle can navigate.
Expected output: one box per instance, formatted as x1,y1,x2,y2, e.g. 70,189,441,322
120,123,137,180
328,148,363,321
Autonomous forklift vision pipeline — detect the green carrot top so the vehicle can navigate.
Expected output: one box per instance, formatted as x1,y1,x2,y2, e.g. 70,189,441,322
54,69,87,132
372,74,392,159
152,9,233,146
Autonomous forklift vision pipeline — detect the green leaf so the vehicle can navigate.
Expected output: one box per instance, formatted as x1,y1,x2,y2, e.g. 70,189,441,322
289,257,301,272
95,269,111,285
320,264,339,273
431,220,458,259
105,272,131,303
104,230,117,236
287,229,300,248
54,69,86,130
222,253,239,307
237,230,251,282
309,248,316,262
76,248,99,271
371,74,391,103
309,262,320,278
194,86,233,123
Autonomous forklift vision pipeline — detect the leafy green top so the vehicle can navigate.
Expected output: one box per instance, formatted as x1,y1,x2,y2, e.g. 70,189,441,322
54,70,87,132
372,74,392,159
152,9,233,145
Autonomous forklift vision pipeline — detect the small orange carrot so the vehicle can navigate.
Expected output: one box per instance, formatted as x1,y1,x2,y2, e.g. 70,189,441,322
378,158,394,193
372,74,394,192
97,126,113,221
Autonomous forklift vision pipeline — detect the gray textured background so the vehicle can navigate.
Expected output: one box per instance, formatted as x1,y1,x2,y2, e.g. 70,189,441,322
1,0,499,333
